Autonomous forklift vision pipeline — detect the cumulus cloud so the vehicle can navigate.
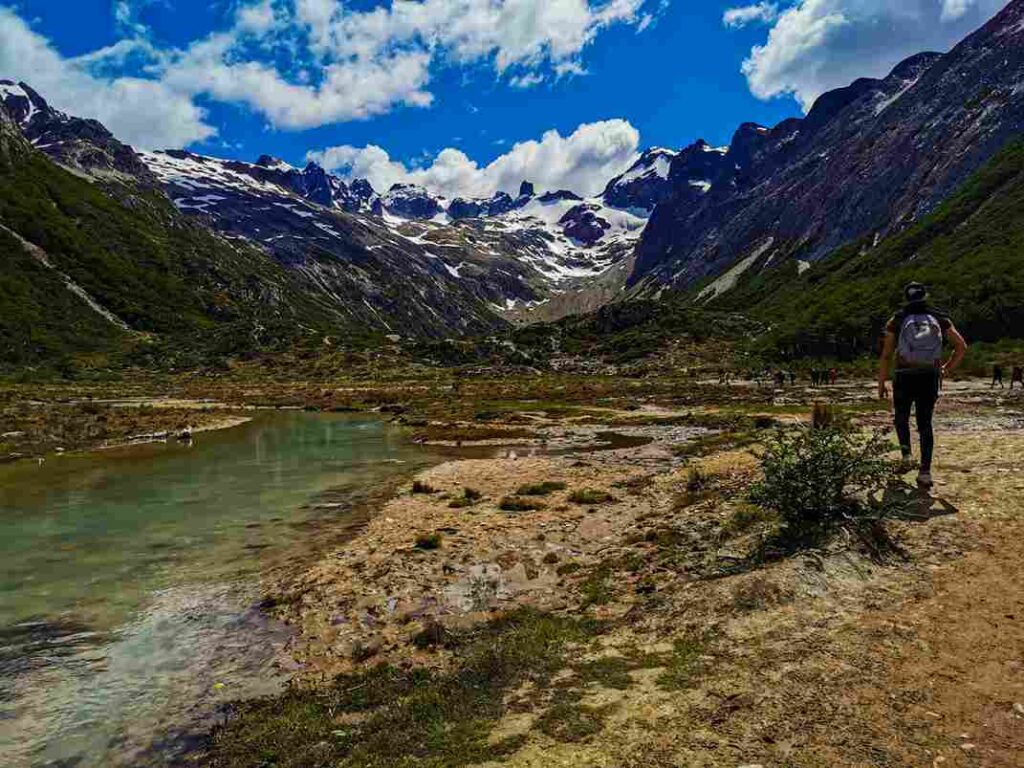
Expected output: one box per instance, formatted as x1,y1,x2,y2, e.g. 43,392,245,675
0,7,214,148
723,3,780,29
308,119,641,198
734,0,1007,111
0,1,661,143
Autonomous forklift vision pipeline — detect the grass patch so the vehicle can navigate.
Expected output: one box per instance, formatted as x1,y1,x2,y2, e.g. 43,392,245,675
656,636,706,691
499,496,546,512
411,480,438,495
206,609,604,768
535,701,609,743
414,533,442,550
515,481,567,496
578,565,614,608
449,487,483,508
568,488,616,505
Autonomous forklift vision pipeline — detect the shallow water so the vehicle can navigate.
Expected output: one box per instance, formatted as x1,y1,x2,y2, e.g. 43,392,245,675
0,411,432,767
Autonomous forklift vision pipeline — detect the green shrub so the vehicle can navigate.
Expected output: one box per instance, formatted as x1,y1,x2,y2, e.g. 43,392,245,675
415,533,442,550
450,487,483,508
568,488,615,505
515,481,567,496
499,496,545,512
749,426,898,540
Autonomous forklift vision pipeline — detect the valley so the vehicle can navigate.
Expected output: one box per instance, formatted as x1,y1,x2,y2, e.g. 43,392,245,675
3,1,1024,766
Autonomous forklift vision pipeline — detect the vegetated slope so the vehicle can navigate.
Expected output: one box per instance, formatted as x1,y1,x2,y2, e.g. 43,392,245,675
0,108,352,367
708,139,1024,359
630,0,1024,296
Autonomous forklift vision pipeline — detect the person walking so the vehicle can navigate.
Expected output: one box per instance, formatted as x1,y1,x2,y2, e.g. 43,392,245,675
1011,366,1024,390
992,364,1005,388
878,282,968,489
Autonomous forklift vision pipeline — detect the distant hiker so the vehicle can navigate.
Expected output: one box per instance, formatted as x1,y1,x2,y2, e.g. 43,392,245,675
775,370,786,388
789,371,797,386
829,368,838,386
878,282,968,489
1012,366,1024,390
992,364,1005,388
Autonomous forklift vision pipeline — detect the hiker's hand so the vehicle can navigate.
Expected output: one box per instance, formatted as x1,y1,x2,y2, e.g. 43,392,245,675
878,382,889,400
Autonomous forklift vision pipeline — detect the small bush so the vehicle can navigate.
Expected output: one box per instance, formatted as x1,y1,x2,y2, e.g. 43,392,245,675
749,426,898,541
515,481,567,496
415,533,442,550
568,488,615,505
450,487,482,508
411,480,438,495
499,496,546,512
685,467,708,493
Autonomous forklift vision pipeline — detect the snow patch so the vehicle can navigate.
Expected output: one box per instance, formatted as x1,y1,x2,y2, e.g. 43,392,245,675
698,238,775,301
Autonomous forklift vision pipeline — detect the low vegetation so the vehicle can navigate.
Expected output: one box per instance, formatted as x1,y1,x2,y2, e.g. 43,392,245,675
749,425,899,544
568,488,616,505
515,481,567,496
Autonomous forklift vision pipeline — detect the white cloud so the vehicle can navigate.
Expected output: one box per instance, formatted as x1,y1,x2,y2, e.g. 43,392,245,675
308,119,641,198
0,1,662,144
940,0,978,21
723,3,779,29
0,7,214,148
737,0,1007,111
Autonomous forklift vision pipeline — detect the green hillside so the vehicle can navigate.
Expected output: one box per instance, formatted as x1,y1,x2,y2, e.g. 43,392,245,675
0,148,344,370
708,140,1024,359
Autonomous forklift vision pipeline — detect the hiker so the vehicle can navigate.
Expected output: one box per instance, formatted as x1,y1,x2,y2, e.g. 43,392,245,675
878,282,968,488
992,364,1005,388
1012,366,1024,390
789,371,797,386
829,368,838,386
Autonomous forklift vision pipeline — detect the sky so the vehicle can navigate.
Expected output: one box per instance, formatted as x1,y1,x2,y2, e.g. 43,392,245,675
0,1,1010,197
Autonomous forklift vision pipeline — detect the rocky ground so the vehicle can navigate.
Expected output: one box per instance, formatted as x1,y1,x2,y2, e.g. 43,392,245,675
3,371,1021,766
199,377,1024,767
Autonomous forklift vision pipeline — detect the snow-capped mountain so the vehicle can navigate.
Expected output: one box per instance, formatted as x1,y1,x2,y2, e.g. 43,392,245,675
134,144,654,322
632,0,1024,296
0,80,154,181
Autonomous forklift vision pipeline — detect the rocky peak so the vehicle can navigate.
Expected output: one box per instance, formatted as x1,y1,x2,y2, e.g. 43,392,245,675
518,180,535,198
559,203,611,245
603,146,680,211
382,183,443,220
1,79,155,182
538,190,583,204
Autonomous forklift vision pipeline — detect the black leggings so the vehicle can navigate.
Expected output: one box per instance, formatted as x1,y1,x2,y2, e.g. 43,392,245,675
893,369,940,471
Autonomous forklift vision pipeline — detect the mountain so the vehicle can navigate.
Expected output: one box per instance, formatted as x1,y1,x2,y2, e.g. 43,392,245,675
630,0,1024,298
0,80,155,181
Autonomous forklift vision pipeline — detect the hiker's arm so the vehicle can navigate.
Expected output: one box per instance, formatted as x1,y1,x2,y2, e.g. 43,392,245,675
943,324,968,374
878,331,896,398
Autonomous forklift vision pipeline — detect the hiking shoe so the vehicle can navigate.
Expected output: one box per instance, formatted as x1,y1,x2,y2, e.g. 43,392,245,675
917,472,934,489
897,456,917,474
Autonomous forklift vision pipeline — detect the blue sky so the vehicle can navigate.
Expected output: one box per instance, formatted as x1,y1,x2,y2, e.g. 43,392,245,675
0,1,1009,196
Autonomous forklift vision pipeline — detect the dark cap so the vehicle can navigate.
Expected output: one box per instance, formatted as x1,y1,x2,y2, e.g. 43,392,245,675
903,282,928,303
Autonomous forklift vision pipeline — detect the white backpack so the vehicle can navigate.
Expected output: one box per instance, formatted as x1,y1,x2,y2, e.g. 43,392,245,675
898,313,944,366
